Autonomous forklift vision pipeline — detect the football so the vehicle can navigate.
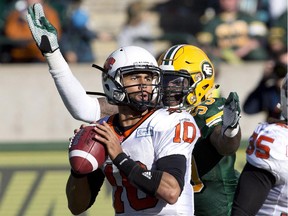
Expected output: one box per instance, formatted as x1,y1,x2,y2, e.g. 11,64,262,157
69,125,107,174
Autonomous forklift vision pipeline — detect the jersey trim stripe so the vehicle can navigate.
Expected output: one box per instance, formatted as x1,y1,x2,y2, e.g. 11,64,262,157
206,111,223,127
162,45,184,66
106,109,157,140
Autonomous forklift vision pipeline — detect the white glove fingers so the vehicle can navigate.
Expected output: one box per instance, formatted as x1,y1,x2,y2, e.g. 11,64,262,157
26,14,40,44
34,3,46,21
221,92,241,136
26,3,59,53
26,14,33,29
27,4,41,28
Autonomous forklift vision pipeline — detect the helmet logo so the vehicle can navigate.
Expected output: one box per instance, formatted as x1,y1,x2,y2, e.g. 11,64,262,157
104,57,116,70
202,62,213,78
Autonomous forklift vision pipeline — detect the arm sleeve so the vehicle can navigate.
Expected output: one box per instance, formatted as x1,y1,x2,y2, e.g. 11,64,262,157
231,162,276,216
156,154,187,192
44,50,101,122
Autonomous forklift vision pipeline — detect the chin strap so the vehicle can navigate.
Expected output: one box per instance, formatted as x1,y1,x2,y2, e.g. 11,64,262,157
86,91,106,96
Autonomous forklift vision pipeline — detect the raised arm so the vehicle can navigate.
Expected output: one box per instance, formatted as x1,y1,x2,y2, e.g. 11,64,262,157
26,3,116,122
212,92,241,155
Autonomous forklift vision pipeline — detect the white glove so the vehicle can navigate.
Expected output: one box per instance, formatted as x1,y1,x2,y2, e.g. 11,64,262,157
221,92,241,136
26,3,59,54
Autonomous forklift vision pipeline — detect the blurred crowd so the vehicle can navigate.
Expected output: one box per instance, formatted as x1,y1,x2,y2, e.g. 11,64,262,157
1,0,286,120
0,0,113,63
0,0,286,64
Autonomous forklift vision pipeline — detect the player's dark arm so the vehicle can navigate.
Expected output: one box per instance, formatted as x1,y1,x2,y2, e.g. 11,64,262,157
210,124,241,155
231,162,275,216
66,169,105,215
215,92,241,155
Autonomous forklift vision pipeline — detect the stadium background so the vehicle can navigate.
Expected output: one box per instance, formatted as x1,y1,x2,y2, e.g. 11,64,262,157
1,62,265,216
0,0,267,215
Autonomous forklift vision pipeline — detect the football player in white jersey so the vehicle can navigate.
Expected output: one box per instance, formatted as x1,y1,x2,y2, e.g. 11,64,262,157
231,73,288,216
65,46,200,215
27,4,201,215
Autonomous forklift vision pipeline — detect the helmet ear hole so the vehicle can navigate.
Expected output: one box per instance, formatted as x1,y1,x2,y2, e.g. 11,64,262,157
202,84,209,90
104,84,110,91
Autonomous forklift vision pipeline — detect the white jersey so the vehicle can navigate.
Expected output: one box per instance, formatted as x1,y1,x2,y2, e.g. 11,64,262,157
100,109,200,215
246,122,288,215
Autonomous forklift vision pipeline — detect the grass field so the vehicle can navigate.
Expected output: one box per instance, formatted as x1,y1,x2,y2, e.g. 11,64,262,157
0,142,113,216
0,141,248,216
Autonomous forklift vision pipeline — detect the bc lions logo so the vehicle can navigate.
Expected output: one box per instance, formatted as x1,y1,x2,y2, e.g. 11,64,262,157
136,127,154,137
104,57,116,70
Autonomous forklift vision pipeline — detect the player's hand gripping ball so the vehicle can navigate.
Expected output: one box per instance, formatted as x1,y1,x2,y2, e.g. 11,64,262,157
69,125,107,174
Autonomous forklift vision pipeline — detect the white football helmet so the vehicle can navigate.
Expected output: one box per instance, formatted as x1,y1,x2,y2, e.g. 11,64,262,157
101,46,161,112
280,73,288,120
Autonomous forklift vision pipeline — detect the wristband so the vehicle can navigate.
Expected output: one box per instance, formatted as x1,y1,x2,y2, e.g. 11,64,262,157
113,152,163,196
113,152,137,177
224,124,240,138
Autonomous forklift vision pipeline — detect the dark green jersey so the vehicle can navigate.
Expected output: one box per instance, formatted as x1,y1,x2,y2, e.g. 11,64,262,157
190,97,239,216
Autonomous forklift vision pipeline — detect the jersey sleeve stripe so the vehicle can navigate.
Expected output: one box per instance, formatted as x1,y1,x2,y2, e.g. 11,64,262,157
206,111,223,127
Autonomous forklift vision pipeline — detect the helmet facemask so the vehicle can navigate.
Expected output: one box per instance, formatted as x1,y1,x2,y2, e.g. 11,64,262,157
158,44,216,109
105,64,161,112
162,70,193,108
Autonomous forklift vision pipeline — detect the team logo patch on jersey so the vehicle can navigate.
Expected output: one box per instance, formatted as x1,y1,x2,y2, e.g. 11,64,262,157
136,126,154,137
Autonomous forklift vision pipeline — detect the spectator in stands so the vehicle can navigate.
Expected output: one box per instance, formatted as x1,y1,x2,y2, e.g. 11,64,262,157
117,1,156,56
152,0,208,46
197,0,269,63
60,0,112,63
243,51,287,121
238,0,271,26
4,0,62,62
0,0,16,63
268,9,287,58
269,0,287,21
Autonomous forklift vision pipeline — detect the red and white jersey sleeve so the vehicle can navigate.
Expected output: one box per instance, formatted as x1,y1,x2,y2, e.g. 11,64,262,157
246,122,288,215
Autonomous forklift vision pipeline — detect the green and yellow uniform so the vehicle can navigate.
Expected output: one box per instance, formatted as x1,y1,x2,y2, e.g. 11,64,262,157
191,97,239,216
